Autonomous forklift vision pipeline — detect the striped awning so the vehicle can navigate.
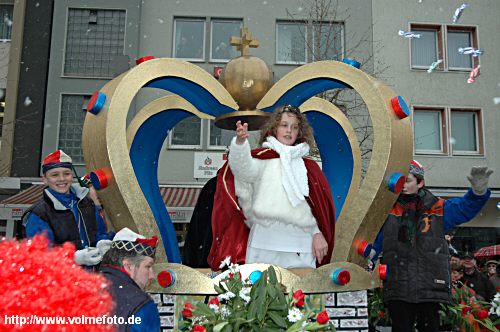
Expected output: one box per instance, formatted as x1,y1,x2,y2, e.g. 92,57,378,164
160,186,201,208
1,184,202,208
1,184,44,205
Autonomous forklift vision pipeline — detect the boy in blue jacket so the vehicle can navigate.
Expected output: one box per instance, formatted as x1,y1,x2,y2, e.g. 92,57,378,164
23,150,112,266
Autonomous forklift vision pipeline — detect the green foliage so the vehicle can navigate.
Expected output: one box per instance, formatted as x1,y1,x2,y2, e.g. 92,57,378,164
367,287,391,327
180,266,335,332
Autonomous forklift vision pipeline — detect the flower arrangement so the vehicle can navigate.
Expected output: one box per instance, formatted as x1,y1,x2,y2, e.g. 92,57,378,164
179,258,334,331
439,285,499,332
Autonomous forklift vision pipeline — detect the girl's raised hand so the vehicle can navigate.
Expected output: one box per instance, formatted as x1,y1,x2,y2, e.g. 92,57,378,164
235,120,249,145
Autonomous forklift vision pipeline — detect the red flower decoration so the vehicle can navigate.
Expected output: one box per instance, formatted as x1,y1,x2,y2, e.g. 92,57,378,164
181,309,193,318
497,285,500,292
193,325,206,332
316,310,329,324
292,290,305,307
378,310,385,318
461,306,471,316
208,297,219,306
182,302,194,318
475,309,489,320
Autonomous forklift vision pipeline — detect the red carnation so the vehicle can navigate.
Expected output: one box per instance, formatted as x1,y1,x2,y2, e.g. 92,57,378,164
182,302,194,318
182,309,193,318
461,306,471,316
497,285,500,292
208,297,219,306
316,310,329,324
378,310,385,318
193,325,206,332
293,290,305,307
475,309,489,320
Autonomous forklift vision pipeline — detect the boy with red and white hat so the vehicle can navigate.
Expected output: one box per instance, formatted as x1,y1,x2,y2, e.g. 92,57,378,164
23,150,112,267
372,161,493,331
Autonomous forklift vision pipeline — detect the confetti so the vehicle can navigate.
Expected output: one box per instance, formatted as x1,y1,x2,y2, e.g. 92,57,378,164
398,30,421,39
458,47,483,57
453,4,468,23
467,65,480,84
427,59,443,73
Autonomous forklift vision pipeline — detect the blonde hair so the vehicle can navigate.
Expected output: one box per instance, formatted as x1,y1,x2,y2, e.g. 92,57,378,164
258,105,314,147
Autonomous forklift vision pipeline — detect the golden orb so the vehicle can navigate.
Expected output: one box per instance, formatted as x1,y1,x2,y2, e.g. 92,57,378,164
216,55,273,130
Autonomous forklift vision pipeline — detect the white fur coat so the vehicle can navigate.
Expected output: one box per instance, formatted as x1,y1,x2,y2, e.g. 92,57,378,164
228,138,319,235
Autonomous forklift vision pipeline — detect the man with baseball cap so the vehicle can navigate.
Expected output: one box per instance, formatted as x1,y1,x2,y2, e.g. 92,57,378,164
23,149,112,266
373,160,493,332
100,228,160,332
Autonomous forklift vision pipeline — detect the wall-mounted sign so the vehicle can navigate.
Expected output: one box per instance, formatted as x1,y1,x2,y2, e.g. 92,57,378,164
193,152,225,179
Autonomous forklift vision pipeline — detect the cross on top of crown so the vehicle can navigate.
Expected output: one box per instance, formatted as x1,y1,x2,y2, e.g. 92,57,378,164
230,27,259,56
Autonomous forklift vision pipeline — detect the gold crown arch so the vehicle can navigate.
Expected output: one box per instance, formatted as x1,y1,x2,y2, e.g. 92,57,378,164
82,27,413,293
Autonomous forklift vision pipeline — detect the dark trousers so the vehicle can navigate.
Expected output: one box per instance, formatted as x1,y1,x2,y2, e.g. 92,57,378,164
387,300,440,332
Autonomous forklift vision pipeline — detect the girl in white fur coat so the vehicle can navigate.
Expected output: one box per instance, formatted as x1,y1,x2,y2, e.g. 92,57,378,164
229,105,332,268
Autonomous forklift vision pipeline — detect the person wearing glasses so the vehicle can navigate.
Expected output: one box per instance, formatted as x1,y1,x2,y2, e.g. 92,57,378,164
209,105,335,269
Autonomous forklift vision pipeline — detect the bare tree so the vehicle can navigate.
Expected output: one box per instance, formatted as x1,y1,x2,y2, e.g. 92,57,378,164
285,0,391,175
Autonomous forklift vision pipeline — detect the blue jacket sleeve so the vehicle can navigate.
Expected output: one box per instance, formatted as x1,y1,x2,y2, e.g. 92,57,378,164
130,300,161,332
24,212,55,242
94,206,112,242
443,188,491,233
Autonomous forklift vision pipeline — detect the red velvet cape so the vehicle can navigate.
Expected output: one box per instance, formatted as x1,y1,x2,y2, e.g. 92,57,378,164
208,148,336,270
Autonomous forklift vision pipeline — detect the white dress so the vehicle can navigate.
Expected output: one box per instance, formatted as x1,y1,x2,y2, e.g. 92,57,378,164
228,137,320,268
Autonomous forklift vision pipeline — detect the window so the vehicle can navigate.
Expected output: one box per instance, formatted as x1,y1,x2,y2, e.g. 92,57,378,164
447,27,476,70
208,120,233,148
450,109,481,154
276,21,343,64
276,22,307,64
413,108,445,154
58,94,91,163
411,27,440,68
210,20,242,62
311,22,343,61
0,5,13,41
64,8,126,78
410,23,478,71
173,18,205,61
169,117,202,149
413,106,483,156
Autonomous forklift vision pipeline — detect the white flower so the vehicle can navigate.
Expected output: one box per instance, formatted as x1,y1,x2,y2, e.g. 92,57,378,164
287,307,303,323
209,304,220,313
220,306,231,319
218,291,236,301
239,287,251,304
496,306,500,317
229,264,239,274
219,256,232,269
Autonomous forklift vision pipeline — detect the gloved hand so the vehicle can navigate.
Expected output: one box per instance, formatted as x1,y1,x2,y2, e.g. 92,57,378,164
74,247,103,266
467,166,493,195
96,239,113,256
